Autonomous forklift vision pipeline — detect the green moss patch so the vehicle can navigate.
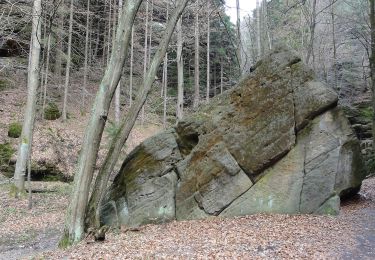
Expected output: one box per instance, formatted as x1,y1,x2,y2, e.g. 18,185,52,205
0,79,8,91
0,143,15,177
8,122,22,138
44,102,61,120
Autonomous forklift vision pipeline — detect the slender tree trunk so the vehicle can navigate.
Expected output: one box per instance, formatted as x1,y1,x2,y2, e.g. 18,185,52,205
55,10,64,80
129,25,134,108
141,0,149,125
236,0,242,74
115,0,123,123
61,0,143,246
176,16,184,121
330,0,337,89
193,0,200,108
85,0,189,230
206,1,210,103
220,61,223,94
107,0,112,65
83,0,90,110
13,0,42,197
163,3,169,128
148,0,153,66
306,0,317,65
370,0,375,150
42,28,51,117
256,0,262,59
163,53,168,128
62,0,74,121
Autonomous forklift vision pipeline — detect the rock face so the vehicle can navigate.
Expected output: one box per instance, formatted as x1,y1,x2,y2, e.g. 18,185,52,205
100,46,366,227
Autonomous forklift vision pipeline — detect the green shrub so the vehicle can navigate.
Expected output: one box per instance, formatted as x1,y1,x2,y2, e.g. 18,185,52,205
8,122,22,138
0,79,8,91
360,107,373,121
44,102,61,120
0,143,15,177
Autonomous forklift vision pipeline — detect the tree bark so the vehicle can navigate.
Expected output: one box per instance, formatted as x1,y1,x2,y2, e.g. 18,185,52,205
13,0,42,197
370,0,375,151
42,27,51,117
115,0,123,123
141,0,149,125
85,0,189,230
306,0,317,65
82,0,90,110
206,0,210,103
236,0,242,74
176,16,184,120
62,0,74,121
60,0,143,246
129,25,134,108
193,0,200,108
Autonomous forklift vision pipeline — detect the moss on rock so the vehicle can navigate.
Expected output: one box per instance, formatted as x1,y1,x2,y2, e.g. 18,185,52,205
44,102,61,120
8,122,22,138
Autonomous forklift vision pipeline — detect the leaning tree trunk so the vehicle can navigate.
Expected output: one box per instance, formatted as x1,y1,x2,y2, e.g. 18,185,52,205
13,0,42,197
176,16,184,120
85,0,190,229
60,0,143,246
62,0,74,121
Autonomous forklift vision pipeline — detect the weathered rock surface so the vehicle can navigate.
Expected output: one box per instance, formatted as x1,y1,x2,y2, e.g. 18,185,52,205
100,46,366,227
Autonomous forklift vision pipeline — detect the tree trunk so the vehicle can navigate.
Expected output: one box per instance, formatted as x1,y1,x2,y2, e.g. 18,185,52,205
129,25,134,108
206,1,210,103
163,3,169,129
306,0,317,65
193,0,200,108
236,0,242,74
42,28,51,117
330,0,337,89
83,0,90,110
85,0,189,230
60,0,143,246
220,61,223,94
176,16,184,121
141,0,149,125
115,0,123,123
256,0,262,59
55,10,64,80
370,0,375,151
62,0,74,121
13,0,42,197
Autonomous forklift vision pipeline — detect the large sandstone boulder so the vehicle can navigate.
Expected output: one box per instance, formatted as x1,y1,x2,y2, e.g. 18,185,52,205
100,46,366,227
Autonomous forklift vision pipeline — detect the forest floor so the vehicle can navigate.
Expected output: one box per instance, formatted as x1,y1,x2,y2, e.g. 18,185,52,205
0,177,374,259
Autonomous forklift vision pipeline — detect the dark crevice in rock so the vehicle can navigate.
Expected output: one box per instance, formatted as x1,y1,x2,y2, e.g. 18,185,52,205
237,162,256,184
296,100,338,132
299,135,310,212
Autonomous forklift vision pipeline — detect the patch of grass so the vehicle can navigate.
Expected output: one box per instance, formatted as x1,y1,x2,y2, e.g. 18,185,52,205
8,122,22,138
44,102,61,120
